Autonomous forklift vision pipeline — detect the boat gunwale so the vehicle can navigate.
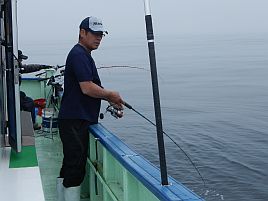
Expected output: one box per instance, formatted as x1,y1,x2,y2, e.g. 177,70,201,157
89,124,204,201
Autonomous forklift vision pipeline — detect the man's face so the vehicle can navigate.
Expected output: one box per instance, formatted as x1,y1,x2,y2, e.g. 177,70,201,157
80,29,103,51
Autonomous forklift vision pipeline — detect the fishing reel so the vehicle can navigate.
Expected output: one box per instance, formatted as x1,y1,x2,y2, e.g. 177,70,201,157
100,104,123,119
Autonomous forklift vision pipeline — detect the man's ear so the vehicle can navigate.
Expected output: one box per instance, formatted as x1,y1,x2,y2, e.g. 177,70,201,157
80,29,86,37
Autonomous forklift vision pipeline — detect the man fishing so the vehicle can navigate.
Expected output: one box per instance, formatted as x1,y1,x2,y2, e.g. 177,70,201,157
57,16,124,201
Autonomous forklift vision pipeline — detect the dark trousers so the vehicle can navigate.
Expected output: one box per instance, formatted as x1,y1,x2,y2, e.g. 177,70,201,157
59,119,90,187
20,91,36,124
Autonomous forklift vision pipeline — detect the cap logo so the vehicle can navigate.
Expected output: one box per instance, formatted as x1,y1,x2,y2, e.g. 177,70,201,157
80,16,107,34
93,22,102,26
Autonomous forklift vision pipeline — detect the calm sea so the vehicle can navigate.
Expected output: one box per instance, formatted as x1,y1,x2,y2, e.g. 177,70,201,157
24,33,268,201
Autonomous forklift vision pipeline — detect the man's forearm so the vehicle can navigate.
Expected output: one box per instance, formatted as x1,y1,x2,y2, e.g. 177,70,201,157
79,81,123,107
79,81,110,100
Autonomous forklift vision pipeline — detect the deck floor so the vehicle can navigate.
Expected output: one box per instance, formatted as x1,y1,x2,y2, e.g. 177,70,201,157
35,132,63,201
0,146,45,201
35,131,90,201
1,130,90,201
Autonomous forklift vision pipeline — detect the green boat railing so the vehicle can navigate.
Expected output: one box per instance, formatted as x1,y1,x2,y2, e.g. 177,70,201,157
83,124,204,201
21,76,204,201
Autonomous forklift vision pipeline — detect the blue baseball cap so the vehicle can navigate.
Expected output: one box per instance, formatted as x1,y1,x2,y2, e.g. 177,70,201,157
79,16,108,34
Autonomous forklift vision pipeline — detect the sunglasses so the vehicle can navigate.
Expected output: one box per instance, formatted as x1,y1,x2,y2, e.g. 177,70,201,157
90,31,105,37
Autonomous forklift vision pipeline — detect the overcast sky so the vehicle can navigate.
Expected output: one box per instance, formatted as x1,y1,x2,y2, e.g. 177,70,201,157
17,0,268,42
16,0,268,65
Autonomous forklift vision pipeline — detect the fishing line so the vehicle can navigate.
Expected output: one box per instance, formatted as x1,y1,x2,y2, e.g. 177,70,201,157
96,65,166,81
105,101,206,187
97,65,150,72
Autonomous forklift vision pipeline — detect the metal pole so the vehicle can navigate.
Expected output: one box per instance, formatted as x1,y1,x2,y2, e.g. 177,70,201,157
143,0,168,185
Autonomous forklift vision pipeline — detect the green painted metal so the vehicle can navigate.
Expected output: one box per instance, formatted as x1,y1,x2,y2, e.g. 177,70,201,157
20,79,45,100
33,125,161,201
85,134,159,201
22,78,160,201
20,78,202,201
20,70,55,100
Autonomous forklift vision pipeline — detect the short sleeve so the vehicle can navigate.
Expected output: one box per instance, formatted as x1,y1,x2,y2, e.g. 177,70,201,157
70,53,94,82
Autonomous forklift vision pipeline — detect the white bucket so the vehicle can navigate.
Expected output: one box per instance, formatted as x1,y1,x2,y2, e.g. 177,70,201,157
42,110,58,133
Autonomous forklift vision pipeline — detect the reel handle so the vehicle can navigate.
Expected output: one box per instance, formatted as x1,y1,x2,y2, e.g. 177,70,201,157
107,107,123,119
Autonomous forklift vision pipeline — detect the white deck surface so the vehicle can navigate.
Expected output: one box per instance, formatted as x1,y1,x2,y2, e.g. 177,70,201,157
0,147,45,201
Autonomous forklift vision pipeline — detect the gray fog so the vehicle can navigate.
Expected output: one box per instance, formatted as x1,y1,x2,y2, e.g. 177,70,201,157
18,0,268,40
17,0,268,64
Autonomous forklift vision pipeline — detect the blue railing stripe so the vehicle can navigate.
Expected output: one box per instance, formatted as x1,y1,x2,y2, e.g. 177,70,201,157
89,124,204,201
21,77,44,81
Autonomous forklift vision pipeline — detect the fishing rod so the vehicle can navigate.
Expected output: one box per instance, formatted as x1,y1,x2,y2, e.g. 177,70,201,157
38,64,149,76
35,64,65,77
49,65,152,81
35,64,148,71
12,53,56,75
100,101,206,188
37,71,64,82
142,0,168,185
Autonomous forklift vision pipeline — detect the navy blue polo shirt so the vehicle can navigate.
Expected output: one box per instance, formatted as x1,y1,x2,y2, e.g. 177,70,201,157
58,44,102,123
